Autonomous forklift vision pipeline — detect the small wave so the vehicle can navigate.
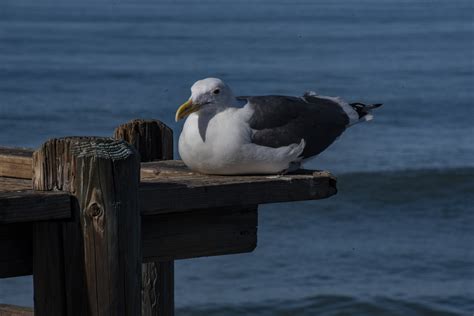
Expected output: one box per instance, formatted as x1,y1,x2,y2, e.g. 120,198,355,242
176,295,469,316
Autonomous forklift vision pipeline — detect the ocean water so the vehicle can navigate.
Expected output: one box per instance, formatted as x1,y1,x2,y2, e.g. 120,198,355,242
0,0,473,315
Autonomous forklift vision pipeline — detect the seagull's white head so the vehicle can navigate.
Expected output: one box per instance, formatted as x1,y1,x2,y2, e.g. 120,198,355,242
175,78,234,122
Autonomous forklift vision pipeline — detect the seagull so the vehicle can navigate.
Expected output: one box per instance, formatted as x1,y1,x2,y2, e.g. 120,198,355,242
175,78,381,175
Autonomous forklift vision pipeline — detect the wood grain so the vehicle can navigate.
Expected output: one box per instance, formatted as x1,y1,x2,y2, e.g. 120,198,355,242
0,147,336,216
142,262,174,316
0,147,33,179
0,176,71,224
0,206,258,279
0,191,71,224
142,206,257,262
140,160,337,213
0,177,31,191
0,143,336,289
1,162,334,222
32,137,142,316
114,119,173,162
115,119,175,316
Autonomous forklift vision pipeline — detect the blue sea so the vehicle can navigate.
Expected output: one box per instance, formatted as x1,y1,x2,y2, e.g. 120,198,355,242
0,0,473,315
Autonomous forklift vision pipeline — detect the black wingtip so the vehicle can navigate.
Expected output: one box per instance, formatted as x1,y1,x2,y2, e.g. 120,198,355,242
349,102,383,119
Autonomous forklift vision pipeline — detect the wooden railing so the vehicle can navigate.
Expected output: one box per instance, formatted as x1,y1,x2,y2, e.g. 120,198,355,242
0,119,337,316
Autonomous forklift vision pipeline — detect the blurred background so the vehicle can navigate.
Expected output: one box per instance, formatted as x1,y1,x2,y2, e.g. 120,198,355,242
0,0,473,315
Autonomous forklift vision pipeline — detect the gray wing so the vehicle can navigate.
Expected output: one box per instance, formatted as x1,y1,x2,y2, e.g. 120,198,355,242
238,94,349,159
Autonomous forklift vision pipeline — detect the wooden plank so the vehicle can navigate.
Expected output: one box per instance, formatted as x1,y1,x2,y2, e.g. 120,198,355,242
0,139,334,283
140,160,337,214
0,147,33,179
0,223,32,278
115,119,175,316
142,206,257,262
0,148,337,215
0,147,332,280
0,206,258,279
0,162,334,222
0,304,33,316
0,177,31,191
0,176,71,224
0,189,71,224
32,137,142,316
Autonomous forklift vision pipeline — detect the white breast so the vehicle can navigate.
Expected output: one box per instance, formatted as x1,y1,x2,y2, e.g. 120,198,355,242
178,106,305,175
179,108,249,172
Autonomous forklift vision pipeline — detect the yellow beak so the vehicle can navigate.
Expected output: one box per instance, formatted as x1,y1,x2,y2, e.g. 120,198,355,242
175,99,200,122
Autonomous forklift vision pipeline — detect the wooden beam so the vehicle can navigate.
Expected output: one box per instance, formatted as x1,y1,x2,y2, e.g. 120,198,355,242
0,164,71,224
0,147,33,179
0,206,258,279
0,142,336,281
140,160,337,214
115,119,175,316
0,146,336,219
0,190,71,224
0,148,337,209
0,177,31,191
32,137,142,316
0,304,33,316
0,162,335,222
142,206,257,262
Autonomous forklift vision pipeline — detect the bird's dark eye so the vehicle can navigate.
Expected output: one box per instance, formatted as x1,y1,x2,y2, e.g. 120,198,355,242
213,89,220,95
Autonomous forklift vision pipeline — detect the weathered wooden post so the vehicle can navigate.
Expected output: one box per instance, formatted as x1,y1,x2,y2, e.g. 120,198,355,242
32,137,141,316
114,119,174,316
114,119,173,162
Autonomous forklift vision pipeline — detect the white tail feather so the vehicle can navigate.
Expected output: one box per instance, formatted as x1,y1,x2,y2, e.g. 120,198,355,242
363,114,374,122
